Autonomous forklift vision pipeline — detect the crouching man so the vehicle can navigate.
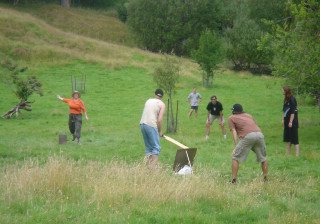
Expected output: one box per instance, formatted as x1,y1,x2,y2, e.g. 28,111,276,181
228,104,268,184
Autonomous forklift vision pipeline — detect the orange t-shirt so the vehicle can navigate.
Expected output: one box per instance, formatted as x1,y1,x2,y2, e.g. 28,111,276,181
63,98,87,114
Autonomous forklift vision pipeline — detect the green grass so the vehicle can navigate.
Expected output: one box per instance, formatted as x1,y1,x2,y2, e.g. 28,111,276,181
0,5,320,224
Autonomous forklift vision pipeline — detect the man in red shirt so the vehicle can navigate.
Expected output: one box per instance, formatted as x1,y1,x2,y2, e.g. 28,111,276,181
57,91,89,144
228,104,268,184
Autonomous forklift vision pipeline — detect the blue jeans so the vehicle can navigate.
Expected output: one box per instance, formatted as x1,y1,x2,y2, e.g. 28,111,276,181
140,124,160,155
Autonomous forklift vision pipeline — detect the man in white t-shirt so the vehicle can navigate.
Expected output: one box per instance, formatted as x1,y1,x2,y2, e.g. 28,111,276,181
187,88,202,118
140,89,166,169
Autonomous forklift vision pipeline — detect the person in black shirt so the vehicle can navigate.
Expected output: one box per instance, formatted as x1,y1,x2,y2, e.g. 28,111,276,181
205,95,227,140
282,86,299,156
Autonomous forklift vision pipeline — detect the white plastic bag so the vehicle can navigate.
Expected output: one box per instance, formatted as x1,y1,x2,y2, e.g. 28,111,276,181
176,165,192,175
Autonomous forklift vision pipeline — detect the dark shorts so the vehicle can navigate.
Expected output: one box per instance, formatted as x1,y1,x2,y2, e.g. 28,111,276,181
191,106,198,111
283,127,299,145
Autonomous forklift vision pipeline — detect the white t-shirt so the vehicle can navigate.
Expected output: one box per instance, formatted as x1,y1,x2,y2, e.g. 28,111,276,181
188,92,202,106
140,98,164,128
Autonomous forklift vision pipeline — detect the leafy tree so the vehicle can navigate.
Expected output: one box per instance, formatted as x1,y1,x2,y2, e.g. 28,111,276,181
153,55,180,133
273,0,320,104
254,34,274,74
127,0,222,56
116,1,128,22
192,30,224,87
247,0,293,31
127,0,168,51
225,17,264,71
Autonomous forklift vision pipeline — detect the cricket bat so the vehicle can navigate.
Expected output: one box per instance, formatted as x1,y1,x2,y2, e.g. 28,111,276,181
163,135,189,149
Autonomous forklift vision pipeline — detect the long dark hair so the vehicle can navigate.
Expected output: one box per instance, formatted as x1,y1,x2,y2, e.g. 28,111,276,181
283,86,292,103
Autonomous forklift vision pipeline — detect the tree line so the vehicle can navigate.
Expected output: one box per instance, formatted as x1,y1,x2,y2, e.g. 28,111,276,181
3,0,319,103
126,0,319,103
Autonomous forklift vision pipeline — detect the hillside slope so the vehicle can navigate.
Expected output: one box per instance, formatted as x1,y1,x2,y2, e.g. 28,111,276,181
0,7,138,68
0,6,199,76
4,3,136,47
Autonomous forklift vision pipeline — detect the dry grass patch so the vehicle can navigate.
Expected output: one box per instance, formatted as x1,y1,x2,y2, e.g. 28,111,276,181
3,4,135,47
0,157,231,207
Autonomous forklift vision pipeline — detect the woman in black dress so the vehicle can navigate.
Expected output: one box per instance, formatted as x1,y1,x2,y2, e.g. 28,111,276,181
282,86,299,156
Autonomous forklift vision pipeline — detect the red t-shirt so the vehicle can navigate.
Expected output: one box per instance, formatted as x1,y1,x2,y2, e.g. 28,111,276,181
63,98,87,114
228,113,261,138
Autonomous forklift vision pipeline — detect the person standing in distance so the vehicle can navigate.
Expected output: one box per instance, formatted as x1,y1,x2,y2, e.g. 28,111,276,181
282,86,300,156
228,104,268,184
187,87,202,118
140,89,166,169
205,96,227,140
57,91,89,144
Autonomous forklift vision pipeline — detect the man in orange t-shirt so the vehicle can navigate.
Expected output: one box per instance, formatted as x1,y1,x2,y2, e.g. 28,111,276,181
57,91,89,144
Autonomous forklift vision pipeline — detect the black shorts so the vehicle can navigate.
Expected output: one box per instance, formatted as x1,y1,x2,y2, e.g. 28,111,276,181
191,106,198,111
283,127,299,145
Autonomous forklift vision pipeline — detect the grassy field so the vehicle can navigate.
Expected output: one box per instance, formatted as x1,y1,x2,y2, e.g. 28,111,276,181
0,5,320,224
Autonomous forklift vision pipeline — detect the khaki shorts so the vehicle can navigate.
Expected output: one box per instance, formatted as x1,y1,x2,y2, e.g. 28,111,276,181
208,114,224,125
232,132,267,163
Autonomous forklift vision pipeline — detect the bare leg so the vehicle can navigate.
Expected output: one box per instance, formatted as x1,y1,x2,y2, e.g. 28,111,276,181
194,110,198,118
294,144,300,157
188,109,194,118
232,159,239,182
286,142,291,155
261,160,268,180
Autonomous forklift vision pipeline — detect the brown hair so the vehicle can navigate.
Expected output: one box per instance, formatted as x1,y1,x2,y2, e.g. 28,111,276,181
283,86,292,103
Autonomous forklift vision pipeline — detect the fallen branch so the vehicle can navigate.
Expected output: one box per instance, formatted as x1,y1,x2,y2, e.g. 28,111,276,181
2,100,33,119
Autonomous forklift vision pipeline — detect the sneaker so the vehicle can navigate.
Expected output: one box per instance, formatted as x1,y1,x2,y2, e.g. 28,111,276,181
77,138,81,145
72,135,76,141
205,135,209,141
231,178,237,184
223,135,227,139
263,176,268,182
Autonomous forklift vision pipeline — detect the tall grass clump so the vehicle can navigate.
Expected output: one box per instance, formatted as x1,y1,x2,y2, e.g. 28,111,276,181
0,157,226,205
1,157,319,223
